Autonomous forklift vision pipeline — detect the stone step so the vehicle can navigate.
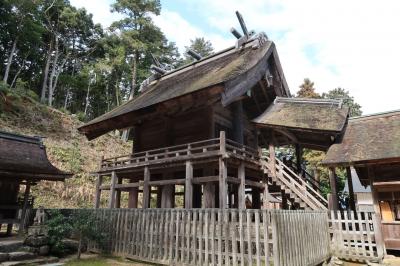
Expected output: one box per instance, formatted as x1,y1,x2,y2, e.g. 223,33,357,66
1,256,58,266
8,252,36,261
0,241,23,253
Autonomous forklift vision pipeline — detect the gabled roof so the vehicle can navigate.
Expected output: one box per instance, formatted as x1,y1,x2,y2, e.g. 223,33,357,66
0,131,72,181
323,110,400,166
252,97,349,133
79,33,290,140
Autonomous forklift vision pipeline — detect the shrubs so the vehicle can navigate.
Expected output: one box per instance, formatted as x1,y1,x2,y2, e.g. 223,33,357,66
46,210,109,258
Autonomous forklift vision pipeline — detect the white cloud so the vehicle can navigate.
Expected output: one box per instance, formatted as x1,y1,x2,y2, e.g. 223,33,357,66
152,10,233,54
70,0,400,114
69,0,122,27
170,0,400,114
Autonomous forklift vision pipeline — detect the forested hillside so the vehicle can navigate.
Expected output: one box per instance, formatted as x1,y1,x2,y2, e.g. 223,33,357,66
0,89,131,207
0,0,214,124
0,0,214,207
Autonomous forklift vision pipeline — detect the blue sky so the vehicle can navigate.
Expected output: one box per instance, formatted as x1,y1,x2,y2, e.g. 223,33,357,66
70,0,400,115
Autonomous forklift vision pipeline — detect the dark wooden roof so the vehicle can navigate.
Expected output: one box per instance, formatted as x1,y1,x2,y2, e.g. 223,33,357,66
253,97,349,150
79,33,290,140
253,97,349,132
0,131,72,181
323,110,400,166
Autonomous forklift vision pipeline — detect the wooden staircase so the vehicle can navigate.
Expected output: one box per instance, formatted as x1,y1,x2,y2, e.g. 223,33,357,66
261,156,328,210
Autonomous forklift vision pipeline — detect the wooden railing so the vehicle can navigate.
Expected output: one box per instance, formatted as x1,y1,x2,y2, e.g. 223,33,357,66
261,156,328,210
100,134,260,171
328,211,385,262
79,208,329,266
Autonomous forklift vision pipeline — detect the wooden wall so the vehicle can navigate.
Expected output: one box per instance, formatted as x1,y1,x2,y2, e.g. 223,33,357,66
134,107,213,152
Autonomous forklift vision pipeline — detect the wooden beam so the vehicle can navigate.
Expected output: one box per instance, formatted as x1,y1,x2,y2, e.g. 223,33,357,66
245,180,264,189
148,179,185,186
142,166,150,209
346,167,356,211
274,128,298,143
192,176,219,184
108,171,117,209
185,161,193,208
115,182,141,189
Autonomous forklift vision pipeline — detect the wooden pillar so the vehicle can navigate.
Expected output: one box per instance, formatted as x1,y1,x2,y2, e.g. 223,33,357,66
328,167,339,211
128,187,138,208
295,144,303,173
282,193,289,209
233,101,244,144
185,161,193,208
161,185,174,208
108,171,117,208
94,174,103,208
19,182,31,234
115,176,122,208
252,188,261,209
346,167,356,211
269,142,276,177
203,183,215,208
368,167,386,256
156,186,162,208
142,166,150,209
219,131,228,208
262,179,269,209
203,167,215,208
238,162,246,209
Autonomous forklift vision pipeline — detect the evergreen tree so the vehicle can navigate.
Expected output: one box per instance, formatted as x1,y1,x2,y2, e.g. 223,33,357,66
296,78,320,98
182,37,214,65
322,88,362,117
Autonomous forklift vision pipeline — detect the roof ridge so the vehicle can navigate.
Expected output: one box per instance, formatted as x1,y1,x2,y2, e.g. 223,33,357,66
145,33,269,85
275,97,343,107
350,109,400,121
0,130,42,145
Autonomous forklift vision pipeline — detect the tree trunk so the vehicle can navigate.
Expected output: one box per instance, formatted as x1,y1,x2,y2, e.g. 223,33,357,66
41,38,53,103
3,37,18,84
51,57,67,101
77,233,82,259
48,36,59,107
84,79,91,115
10,59,26,88
129,52,138,100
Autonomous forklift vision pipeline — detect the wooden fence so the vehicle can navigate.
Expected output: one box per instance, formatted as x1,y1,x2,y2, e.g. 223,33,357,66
328,211,385,262
83,209,330,266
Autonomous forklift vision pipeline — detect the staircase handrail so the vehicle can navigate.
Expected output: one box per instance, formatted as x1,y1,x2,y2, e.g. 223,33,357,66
260,158,320,209
261,156,328,209
285,160,324,195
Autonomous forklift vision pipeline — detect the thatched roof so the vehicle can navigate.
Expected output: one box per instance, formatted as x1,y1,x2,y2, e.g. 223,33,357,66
253,97,349,132
79,33,289,140
0,131,72,181
323,110,400,166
